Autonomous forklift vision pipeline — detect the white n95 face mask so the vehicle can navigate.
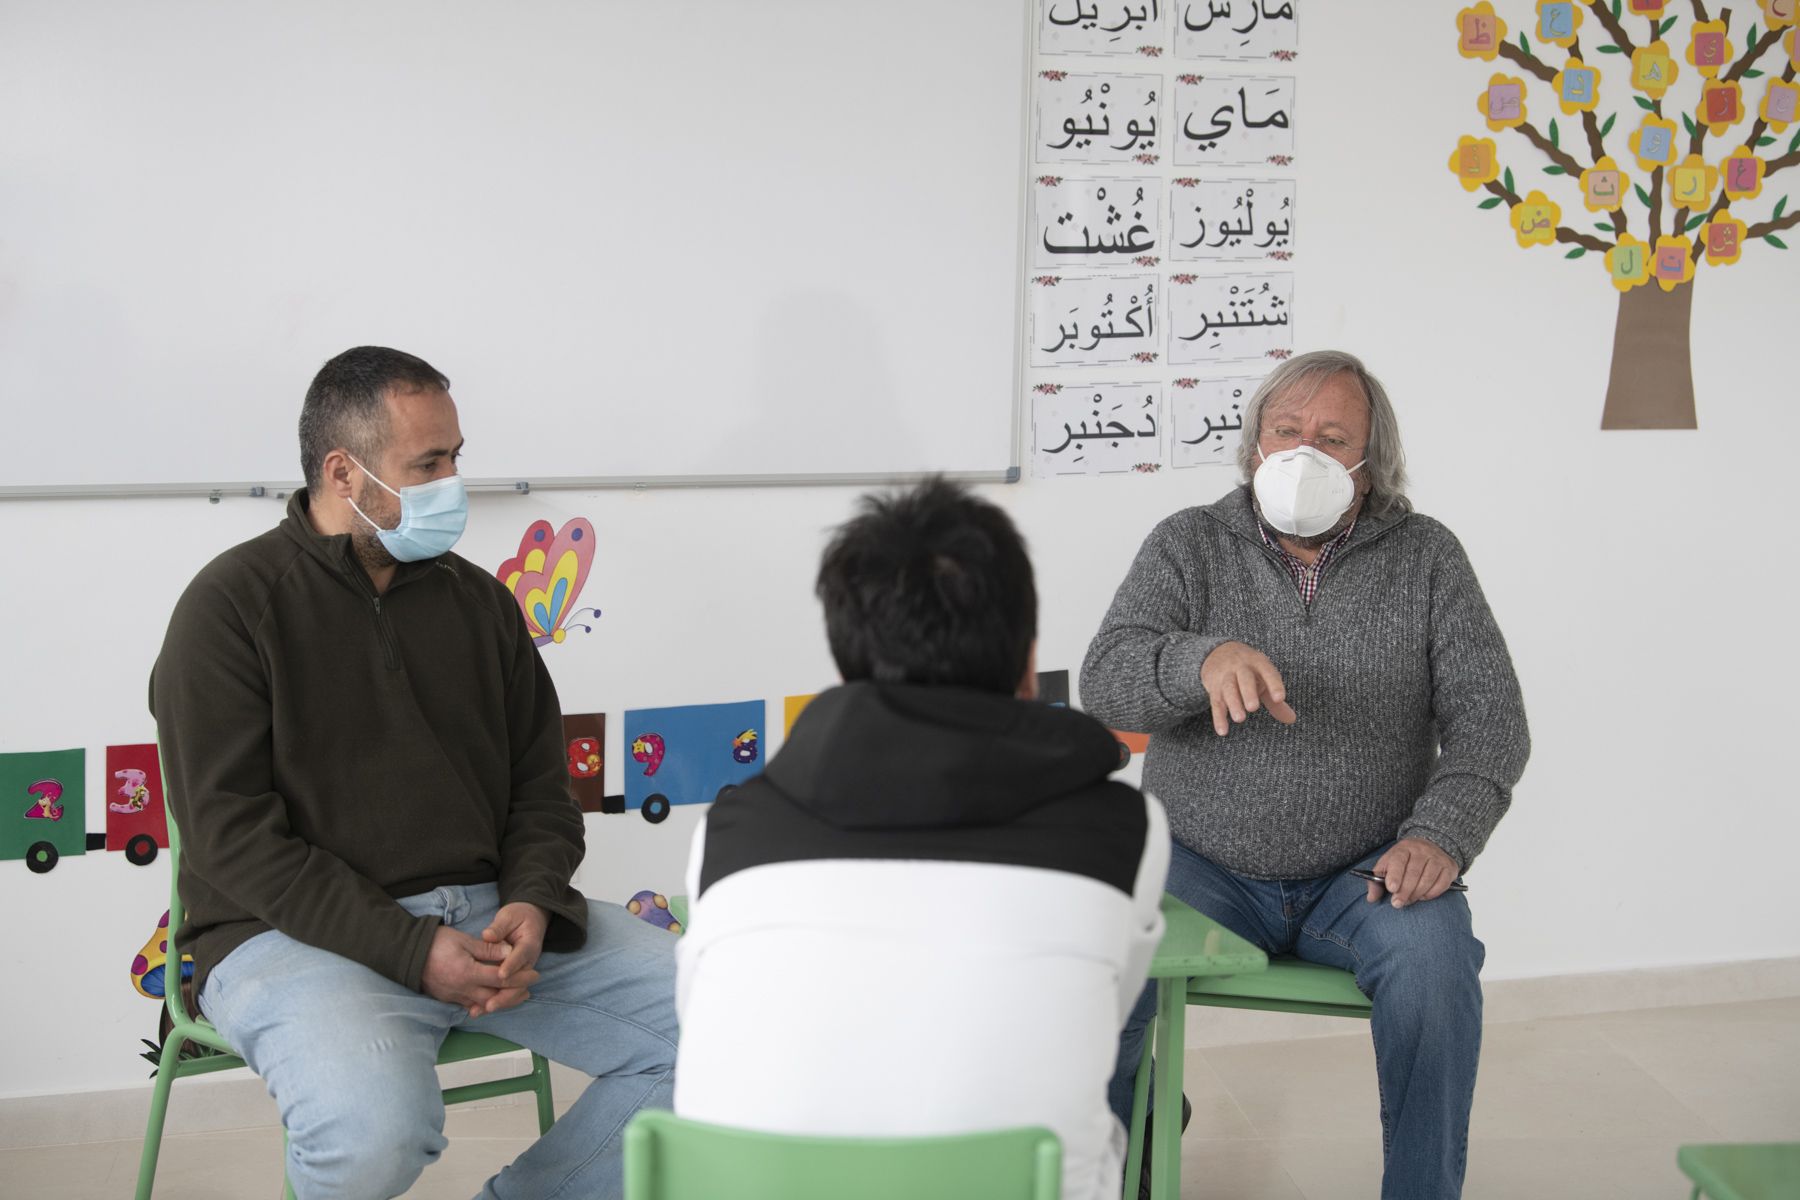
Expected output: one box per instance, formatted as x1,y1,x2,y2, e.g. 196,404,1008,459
1253,445,1365,538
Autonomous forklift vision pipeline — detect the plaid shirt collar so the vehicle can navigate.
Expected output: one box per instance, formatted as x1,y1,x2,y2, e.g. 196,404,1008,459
1257,518,1357,607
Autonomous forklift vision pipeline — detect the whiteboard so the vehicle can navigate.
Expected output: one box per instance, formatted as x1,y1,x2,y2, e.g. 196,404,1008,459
0,0,1028,492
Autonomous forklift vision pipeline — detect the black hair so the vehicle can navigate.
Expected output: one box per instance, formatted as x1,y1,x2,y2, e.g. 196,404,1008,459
298,346,449,491
816,477,1037,694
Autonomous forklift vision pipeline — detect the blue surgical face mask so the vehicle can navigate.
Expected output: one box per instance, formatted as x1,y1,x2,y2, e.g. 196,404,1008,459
345,455,468,562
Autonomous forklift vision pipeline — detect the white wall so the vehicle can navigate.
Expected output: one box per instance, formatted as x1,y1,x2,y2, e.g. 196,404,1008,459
4,0,1798,1101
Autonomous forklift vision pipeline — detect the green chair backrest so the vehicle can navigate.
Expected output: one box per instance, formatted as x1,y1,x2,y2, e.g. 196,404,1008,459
622,1110,1061,1200
161,808,200,1028
1677,1142,1800,1200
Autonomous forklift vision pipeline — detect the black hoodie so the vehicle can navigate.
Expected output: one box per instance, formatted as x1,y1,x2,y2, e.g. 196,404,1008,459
699,682,1150,894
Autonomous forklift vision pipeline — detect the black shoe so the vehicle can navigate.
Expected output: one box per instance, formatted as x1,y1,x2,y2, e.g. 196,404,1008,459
1136,1094,1193,1199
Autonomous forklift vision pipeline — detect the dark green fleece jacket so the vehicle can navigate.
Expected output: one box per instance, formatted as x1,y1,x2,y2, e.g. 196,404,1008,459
150,491,587,994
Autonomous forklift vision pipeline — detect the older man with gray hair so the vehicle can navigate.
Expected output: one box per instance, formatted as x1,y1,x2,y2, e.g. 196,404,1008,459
1082,350,1529,1199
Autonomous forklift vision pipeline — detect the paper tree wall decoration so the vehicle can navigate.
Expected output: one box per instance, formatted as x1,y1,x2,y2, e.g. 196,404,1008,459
1451,0,1797,428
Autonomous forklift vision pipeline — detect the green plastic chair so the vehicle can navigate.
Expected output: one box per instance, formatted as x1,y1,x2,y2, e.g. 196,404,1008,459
1678,1143,1800,1200
623,1110,1062,1200
134,812,557,1200
1124,952,1372,1191
1186,955,1374,1017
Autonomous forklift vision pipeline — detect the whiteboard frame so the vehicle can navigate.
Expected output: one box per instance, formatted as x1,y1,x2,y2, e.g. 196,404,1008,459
0,468,1023,503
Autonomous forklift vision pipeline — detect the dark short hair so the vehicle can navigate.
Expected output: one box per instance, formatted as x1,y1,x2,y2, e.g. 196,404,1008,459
299,346,449,491
816,477,1037,694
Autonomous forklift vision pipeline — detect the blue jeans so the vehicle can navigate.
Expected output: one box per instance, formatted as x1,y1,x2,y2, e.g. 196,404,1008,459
1108,840,1483,1200
201,883,679,1200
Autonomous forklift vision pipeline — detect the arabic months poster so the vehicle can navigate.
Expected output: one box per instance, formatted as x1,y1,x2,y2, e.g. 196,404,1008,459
1024,1,1300,479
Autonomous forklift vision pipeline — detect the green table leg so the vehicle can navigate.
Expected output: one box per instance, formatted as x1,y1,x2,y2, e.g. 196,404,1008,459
1150,975,1187,1200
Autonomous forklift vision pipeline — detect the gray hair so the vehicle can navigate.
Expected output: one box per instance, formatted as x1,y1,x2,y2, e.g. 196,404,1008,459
1234,350,1411,517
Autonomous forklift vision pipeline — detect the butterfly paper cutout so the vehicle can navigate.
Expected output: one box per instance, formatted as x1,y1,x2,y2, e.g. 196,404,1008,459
497,518,602,645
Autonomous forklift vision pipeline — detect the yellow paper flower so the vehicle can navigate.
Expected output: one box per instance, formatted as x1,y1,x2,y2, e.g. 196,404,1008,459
1667,154,1720,211
1631,41,1680,98
1685,22,1733,79
1553,59,1602,114
1625,0,1669,15
1652,235,1695,291
1536,0,1583,46
1456,3,1507,60
1760,78,1800,131
1787,29,1800,70
1628,114,1681,170
1699,209,1749,265
1448,135,1501,191
1580,156,1631,211
1698,80,1746,135
1758,0,1797,29
1720,148,1766,200
1510,190,1561,246
1605,233,1652,291
1479,74,1529,129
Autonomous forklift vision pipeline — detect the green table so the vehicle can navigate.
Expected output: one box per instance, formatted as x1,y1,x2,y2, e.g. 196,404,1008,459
1128,895,1269,1200
663,892,1265,1200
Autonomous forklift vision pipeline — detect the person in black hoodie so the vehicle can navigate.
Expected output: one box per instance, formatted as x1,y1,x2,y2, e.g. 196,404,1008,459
673,477,1169,1200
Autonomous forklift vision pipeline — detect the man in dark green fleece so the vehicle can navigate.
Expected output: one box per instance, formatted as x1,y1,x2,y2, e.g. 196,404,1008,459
151,346,677,1200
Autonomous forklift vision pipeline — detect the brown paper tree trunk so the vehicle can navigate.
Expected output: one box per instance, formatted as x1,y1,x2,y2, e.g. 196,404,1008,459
1599,280,1697,430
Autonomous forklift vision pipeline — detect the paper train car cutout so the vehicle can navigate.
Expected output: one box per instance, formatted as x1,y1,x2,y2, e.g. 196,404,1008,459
580,680,1138,825
1,746,170,875
622,701,766,824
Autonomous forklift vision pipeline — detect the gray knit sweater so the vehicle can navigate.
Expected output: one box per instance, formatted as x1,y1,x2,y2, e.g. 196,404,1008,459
1080,486,1528,879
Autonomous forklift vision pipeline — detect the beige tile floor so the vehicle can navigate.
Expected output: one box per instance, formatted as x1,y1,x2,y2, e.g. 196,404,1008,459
5,997,1795,1199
